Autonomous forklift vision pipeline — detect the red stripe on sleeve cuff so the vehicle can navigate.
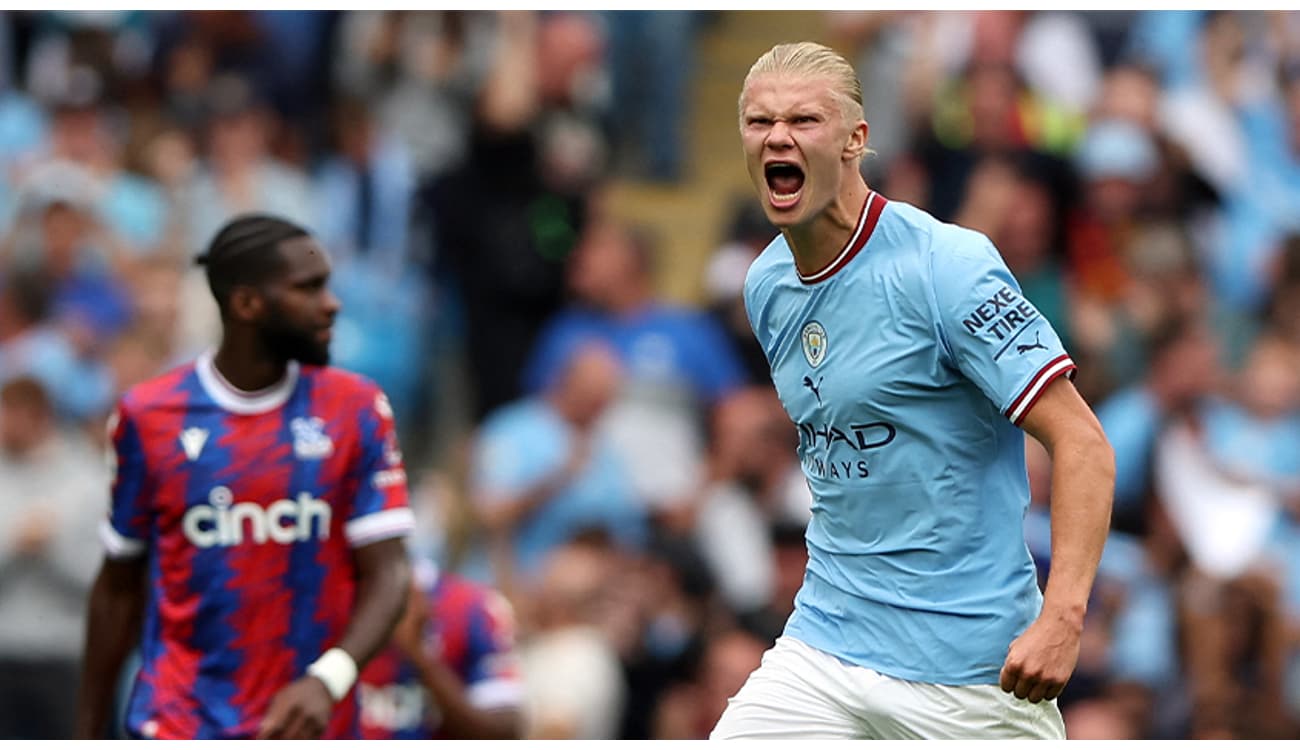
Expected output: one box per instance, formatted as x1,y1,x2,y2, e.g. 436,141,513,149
1006,355,1077,426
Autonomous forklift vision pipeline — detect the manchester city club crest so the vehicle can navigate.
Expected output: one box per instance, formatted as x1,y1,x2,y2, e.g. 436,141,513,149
801,320,827,368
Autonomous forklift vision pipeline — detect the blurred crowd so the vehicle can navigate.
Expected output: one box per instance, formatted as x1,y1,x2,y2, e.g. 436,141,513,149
0,9,1299,741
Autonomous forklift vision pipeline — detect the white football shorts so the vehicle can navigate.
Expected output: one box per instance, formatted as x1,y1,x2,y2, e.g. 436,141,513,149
710,635,1065,740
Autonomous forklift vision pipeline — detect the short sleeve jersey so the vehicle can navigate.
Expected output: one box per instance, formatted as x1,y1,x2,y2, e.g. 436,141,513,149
102,351,414,738
744,192,1076,685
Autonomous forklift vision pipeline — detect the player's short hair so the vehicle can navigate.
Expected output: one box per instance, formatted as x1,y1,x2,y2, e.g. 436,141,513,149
739,41,864,127
196,214,309,316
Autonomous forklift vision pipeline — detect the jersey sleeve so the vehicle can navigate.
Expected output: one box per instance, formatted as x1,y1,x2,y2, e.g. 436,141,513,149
99,403,151,558
742,261,775,362
345,388,415,547
461,589,523,711
930,233,1076,426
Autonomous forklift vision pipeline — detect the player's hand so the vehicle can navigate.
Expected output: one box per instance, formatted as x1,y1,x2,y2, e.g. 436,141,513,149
391,583,430,661
256,676,334,739
998,608,1082,704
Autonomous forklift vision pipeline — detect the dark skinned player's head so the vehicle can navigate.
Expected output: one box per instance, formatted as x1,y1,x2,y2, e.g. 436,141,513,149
197,214,340,366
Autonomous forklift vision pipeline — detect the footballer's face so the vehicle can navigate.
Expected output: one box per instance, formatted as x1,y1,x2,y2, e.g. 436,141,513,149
258,237,340,366
739,73,868,229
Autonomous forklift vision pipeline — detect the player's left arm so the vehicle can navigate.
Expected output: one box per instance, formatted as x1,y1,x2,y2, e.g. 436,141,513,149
260,387,414,739
1001,376,1115,704
927,233,1113,703
259,538,412,739
339,536,413,666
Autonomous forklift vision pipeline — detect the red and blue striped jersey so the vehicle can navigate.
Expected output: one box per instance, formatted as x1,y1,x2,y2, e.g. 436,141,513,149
358,561,522,739
100,351,413,739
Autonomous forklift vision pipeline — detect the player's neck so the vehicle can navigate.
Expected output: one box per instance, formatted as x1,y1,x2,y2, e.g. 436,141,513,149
212,339,291,393
783,180,870,277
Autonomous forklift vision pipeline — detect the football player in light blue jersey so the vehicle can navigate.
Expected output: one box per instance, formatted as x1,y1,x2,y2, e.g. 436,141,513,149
710,42,1115,740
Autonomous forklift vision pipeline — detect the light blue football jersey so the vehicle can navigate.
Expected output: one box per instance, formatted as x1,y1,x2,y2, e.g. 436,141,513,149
745,192,1077,685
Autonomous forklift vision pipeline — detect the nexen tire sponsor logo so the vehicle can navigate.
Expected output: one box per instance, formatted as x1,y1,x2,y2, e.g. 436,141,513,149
183,485,331,548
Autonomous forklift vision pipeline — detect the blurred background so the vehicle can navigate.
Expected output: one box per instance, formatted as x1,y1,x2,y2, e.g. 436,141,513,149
0,9,1299,740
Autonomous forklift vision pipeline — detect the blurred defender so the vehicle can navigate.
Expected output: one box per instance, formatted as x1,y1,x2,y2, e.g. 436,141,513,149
711,42,1114,739
357,558,523,740
75,214,413,739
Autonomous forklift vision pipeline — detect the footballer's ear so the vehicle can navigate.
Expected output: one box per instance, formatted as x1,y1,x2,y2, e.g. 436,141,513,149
227,285,266,324
844,119,870,161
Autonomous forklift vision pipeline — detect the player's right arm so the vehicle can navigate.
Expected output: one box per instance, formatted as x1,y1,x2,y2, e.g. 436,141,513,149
74,556,146,739
75,405,153,739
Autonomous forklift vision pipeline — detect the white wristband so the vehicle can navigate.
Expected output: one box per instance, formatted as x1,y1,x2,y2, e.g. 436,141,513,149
306,647,358,701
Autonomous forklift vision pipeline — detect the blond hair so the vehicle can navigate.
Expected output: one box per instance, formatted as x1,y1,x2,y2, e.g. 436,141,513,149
738,41,864,125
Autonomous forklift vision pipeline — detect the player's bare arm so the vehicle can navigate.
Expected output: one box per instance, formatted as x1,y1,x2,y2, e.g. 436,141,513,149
74,557,147,739
258,537,412,739
391,585,522,739
1002,377,1115,704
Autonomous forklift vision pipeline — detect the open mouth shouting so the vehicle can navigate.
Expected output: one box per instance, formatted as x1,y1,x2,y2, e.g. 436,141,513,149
765,161,806,210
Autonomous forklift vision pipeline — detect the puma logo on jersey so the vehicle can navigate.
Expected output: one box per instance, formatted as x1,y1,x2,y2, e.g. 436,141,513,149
1016,332,1048,355
180,427,209,461
803,375,824,405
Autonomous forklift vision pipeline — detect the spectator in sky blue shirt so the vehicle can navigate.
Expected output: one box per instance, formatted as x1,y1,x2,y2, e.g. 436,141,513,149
470,342,646,589
523,216,748,522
